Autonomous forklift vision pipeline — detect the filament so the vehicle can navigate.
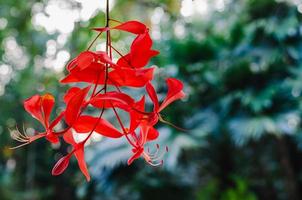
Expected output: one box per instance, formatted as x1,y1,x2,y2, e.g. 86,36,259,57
9,126,45,149
143,144,169,167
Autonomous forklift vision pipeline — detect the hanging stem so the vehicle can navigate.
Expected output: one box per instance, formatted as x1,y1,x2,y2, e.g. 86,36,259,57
82,0,111,144
87,32,102,50
104,0,110,93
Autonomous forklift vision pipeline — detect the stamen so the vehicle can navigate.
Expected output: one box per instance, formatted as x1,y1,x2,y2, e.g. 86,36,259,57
147,160,164,167
149,150,165,162
10,128,29,142
9,126,45,149
9,127,30,149
144,144,169,165
10,142,30,150
147,144,160,157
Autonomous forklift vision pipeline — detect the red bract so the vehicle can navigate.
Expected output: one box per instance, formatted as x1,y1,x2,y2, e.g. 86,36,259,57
93,20,147,34
73,115,123,138
64,86,90,125
11,15,186,181
124,78,185,165
68,50,117,71
20,94,61,143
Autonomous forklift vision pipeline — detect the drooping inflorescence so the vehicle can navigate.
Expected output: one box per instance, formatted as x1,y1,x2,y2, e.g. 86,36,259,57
11,10,185,181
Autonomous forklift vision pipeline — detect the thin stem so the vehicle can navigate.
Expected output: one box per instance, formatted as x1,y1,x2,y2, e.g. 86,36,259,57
106,0,109,27
82,106,105,144
109,18,122,24
92,87,105,97
104,0,110,93
87,32,102,50
111,104,127,134
159,115,188,132
82,0,110,144
110,44,134,68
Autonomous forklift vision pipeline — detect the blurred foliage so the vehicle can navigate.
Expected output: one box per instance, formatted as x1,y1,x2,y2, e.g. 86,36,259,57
2,0,302,199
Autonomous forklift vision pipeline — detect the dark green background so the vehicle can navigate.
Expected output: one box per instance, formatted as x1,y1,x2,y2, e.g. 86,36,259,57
1,0,302,199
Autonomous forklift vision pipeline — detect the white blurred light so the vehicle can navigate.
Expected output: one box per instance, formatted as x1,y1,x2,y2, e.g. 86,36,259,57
174,22,186,38
75,0,115,21
91,133,103,142
53,50,70,72
151,7,164,25
0,64,11,76
288,114,300,129
0,18,8,30
72,129,101,146
3,37,29,69
181,0,227,17
33,3,79,34
0,85,5,96
57,34,69,46
6,159,16,171
215,0,225,12
96,42,106,51
152,28,161,40
181,0,194,17
72,129,87,143
46,39,57,56
298,4,302,13
195,0,209,15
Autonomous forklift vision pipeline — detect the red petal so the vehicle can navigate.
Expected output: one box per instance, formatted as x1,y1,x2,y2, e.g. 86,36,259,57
45,131,60,144
24,94,55,127
131,32,152,52
60,63,106,84
90,91,134,111
66,57,77,71
117,32,158,69
93,21,146,34
117,53,132,68
130,32,158,68
147,126,159,141
139,123,150,146
109,67,154,87
61,63,153,87
63,129,76,146
146,82,159,111
159,78,186,112
62,131,90,181
74,148,90,181
77,51,96,71
41,94,55,127
51,155,70,176
127,147,144,165
64,87,82,104
73,115,123,138
132,50,159,68
96,51,117,67
24,95,44,125
113,21,147,34
65,87,90,125
129,96,145,132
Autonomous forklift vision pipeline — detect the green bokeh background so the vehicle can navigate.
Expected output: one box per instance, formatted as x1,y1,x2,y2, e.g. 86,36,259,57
1,0,302,199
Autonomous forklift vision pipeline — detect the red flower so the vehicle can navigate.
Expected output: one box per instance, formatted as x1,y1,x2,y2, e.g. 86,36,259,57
12,17,186,181
23,94,61,143
125,78,185,165
52,130,90,181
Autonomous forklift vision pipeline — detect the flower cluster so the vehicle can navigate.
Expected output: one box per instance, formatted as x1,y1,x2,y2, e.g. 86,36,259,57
11,20,185,181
